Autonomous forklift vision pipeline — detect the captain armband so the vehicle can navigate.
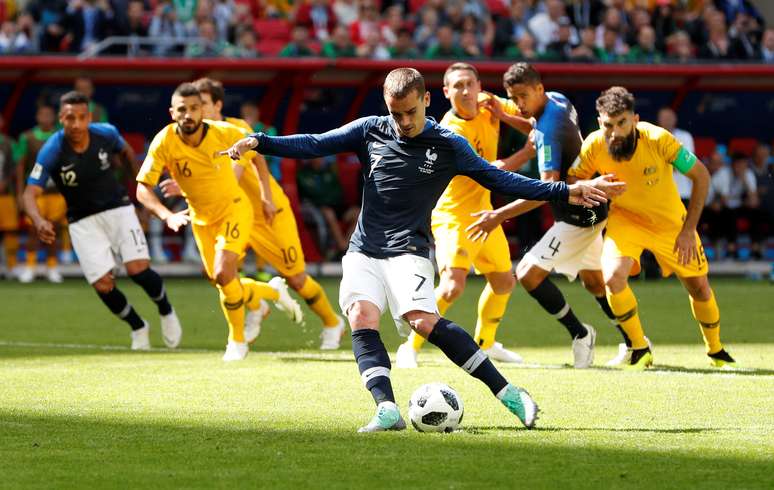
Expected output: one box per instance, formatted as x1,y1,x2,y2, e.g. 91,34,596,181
672,147,698,175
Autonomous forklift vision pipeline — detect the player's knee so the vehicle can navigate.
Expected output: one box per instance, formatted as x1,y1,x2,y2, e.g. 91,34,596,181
488,272,515,294
213,268,236,286
124,259,150,276
347,302,380,329
407,312,439,337
580,272,606,296
92,274,115,294
285,272,306,291
604,273,627,294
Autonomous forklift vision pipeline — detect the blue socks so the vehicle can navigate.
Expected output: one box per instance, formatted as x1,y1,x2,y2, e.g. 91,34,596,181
351,329,395,404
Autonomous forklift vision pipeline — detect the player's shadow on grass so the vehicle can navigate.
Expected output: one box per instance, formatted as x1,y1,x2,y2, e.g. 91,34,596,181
465,426,734,435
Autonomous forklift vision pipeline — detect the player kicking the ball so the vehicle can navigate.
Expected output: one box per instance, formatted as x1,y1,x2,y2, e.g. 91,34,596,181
224,68,617,432
23,91,182,350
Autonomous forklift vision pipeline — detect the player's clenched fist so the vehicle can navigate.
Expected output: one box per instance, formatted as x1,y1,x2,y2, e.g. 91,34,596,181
221,136,258,160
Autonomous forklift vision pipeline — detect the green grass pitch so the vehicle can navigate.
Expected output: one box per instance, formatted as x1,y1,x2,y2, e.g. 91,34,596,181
1,276,772,489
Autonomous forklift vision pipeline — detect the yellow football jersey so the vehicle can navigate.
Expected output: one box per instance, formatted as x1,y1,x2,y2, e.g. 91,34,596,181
224,117,291,217
569,121,685,231
137,120,251,226
433,95,519,222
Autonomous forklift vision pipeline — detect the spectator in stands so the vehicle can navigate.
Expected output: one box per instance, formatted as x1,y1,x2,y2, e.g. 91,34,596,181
657,106,694,207
460,13,493,55
459,30,482,59
493,0,531,57
332,0,357,27
751,143,773,257
503,30,538,60
567,0,605,30
568,25,597,61
0,19,33,53
349,0,380,46
441,0,465,32
760,28,774,63
626,8,651,47
279,23,316,57
186,18,233,57
652,0,679,46
388,27,419,59
702,150,728,253
171,0,196,26
294,0,336,42
595,26,624,62
380,4,404,46
595,7,627,55
355,28,389,59
667,30,695,63
233,27,258,57
626,25,662,63
296,156,358,260
148,1,186,56
74,77,108,122
528,0,566,52
543,16,575,61
115,0,149,56
321,23,355,58
62,0,116,53
413,5,439,53
711,153,759,258
425,24,464,59
699,10,746,60
212,0,236,43
26,0,68,52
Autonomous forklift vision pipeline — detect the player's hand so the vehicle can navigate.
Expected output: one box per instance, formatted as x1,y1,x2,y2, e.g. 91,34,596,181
262,198,277,225
590,174,627,198
524,128,537,158
165,209,190,232
159,178,182,198
34,219,56,244
674,228,698,266
465,210,504,242
567,183,608,208
220,136,258,160
480,92,504,120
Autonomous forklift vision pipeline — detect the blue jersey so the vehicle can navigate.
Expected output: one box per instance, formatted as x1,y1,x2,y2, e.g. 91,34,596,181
27,123,130,223
252,116,568,258
534,92,607,227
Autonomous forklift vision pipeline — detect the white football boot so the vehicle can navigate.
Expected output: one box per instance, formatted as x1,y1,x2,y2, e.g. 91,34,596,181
395,341,419,369
484,342,524,363
222,340,248,362
572,324,597,368
606,336,652,367
320,314,346,350
268,277,304,324
160,308,183,348
245,299,270,344
130,321,151,351
46,267,63,284
18,266,35,283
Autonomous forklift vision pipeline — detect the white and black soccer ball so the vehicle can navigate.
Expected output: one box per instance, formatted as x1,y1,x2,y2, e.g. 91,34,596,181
408,383,464,433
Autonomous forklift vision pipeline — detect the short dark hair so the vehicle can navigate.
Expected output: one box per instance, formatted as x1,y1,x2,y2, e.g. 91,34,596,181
59,91,90,107
596,86,635,116
443,62,479,86
193,77,225,104
173,82,200,99
503,62,541,87
383,68,426,99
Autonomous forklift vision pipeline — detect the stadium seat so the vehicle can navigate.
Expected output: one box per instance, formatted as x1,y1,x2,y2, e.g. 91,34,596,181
693,137,716,159
254,19,291,41
728,137,758,157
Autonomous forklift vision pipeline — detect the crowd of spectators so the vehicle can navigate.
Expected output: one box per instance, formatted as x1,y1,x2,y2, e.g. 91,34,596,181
0,0,771,62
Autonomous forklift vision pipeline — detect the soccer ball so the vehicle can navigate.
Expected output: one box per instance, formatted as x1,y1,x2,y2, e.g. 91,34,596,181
408,383,464,433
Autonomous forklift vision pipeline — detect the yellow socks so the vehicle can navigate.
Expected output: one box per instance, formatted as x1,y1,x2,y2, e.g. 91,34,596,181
474,284,510,350
4,233,18,269
240,277,279,310
690,290,722,354
297,276,338,327
26,251,36,267
607,286,648,350
218,278,246,343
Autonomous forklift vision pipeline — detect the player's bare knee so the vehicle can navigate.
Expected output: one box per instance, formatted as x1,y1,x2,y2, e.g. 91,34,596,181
604,273,627,294
124,259,150,276
92,274,115,294
517,263,545,291
347,302,380,329
285,272,307,291
580,271,606,296
487,271,515,294
406,311,439,337
683,276,712,301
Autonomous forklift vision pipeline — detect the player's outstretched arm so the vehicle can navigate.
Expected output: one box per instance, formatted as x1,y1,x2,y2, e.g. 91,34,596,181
22,184,56,244
223,118,369,161
136,182,190,232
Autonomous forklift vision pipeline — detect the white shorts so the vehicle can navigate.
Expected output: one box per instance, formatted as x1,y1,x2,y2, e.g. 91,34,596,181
522,220,605,281
69,205,150,284
339,252,438,337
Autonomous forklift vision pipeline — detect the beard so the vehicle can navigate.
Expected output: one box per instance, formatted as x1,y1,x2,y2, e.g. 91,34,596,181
607,129,638,161
178,119,201,135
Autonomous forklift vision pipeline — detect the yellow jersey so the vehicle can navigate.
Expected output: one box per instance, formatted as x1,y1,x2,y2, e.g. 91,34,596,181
569,121,686,231
224,117,291,217
137,120,251,226
432,95,519,223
